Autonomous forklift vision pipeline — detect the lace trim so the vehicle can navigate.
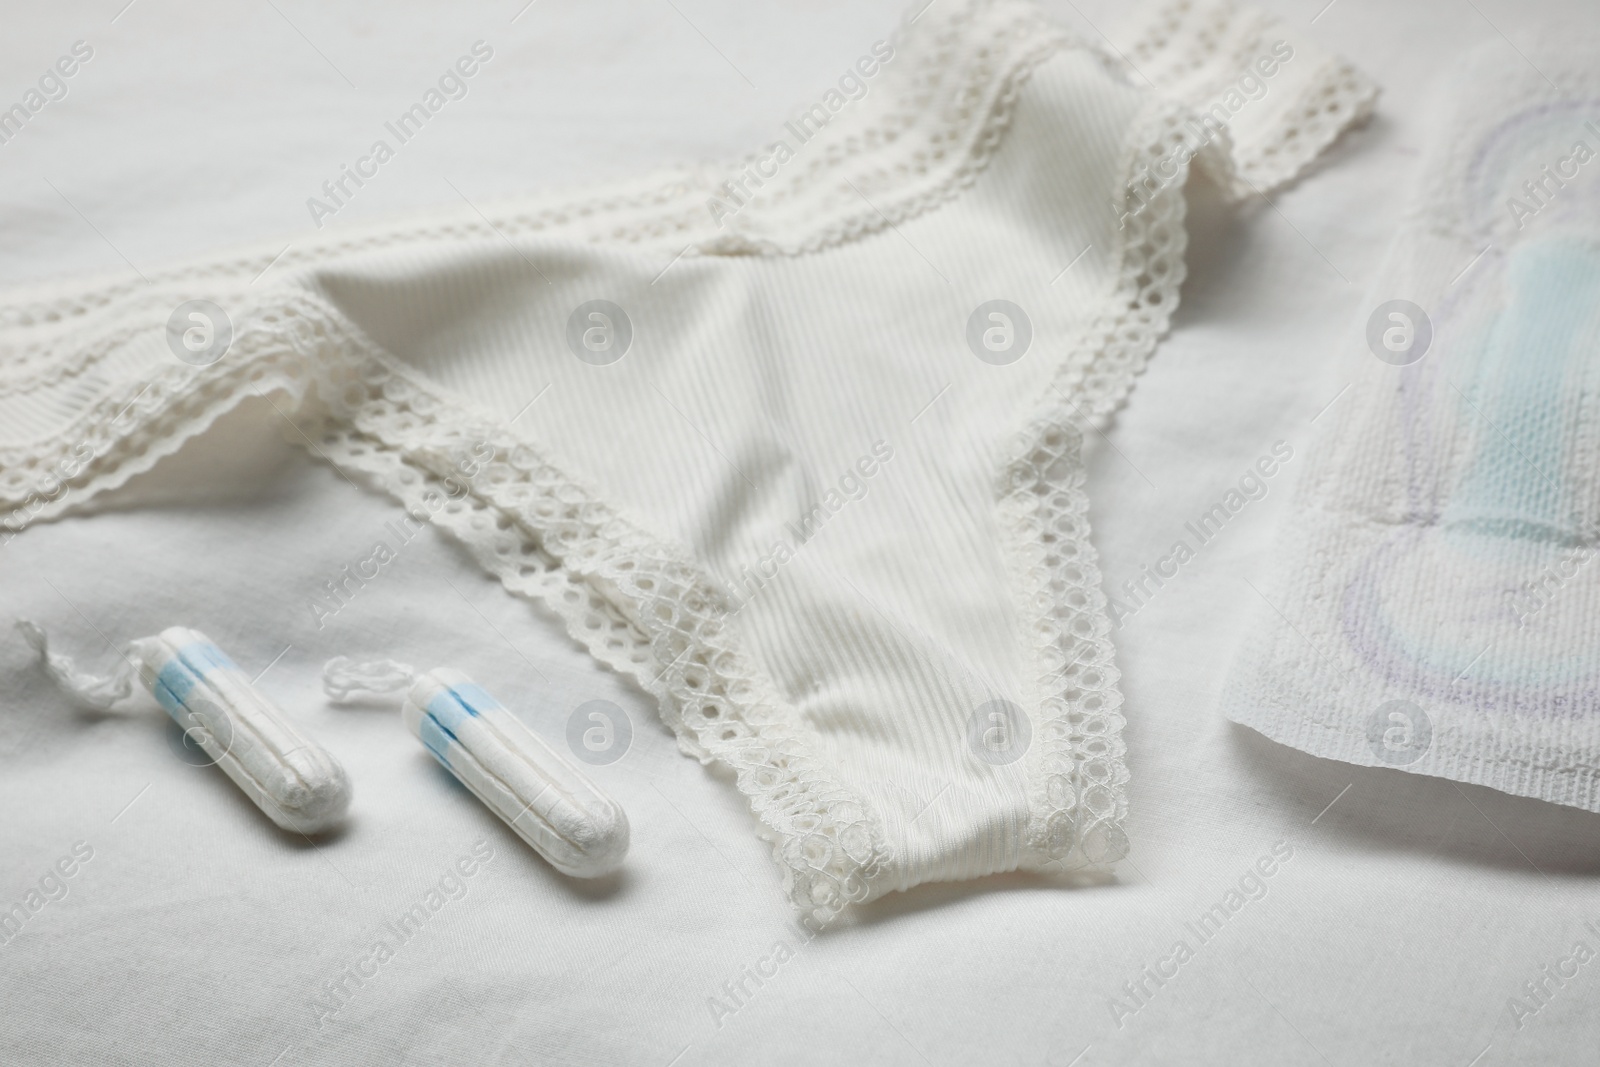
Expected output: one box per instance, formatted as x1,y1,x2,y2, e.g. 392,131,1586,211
0,290,313,527
996,100,1190,870
1002,412,1132,868
0,167,709,343
1124,0,1378,198
1238,58,1377,194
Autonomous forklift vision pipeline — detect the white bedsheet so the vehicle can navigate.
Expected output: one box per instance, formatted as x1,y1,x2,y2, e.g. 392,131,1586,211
2,1,1596,1064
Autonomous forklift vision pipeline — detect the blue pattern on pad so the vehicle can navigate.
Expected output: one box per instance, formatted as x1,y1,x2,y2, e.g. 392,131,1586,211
1445,238,1600,543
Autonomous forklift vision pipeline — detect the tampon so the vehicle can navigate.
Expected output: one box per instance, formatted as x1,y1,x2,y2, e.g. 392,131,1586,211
401,668,628,878
20,621,351,834
133,628,352,834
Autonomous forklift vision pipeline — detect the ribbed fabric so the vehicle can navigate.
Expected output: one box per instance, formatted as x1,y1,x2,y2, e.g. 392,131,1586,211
0,0,1375,917
1223,34,1600,811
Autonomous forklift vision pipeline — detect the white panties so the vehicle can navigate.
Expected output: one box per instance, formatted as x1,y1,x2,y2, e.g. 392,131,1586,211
0,0,1374,922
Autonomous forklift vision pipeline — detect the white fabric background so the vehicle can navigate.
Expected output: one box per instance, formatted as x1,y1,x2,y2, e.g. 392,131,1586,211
3,1,1597,1065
